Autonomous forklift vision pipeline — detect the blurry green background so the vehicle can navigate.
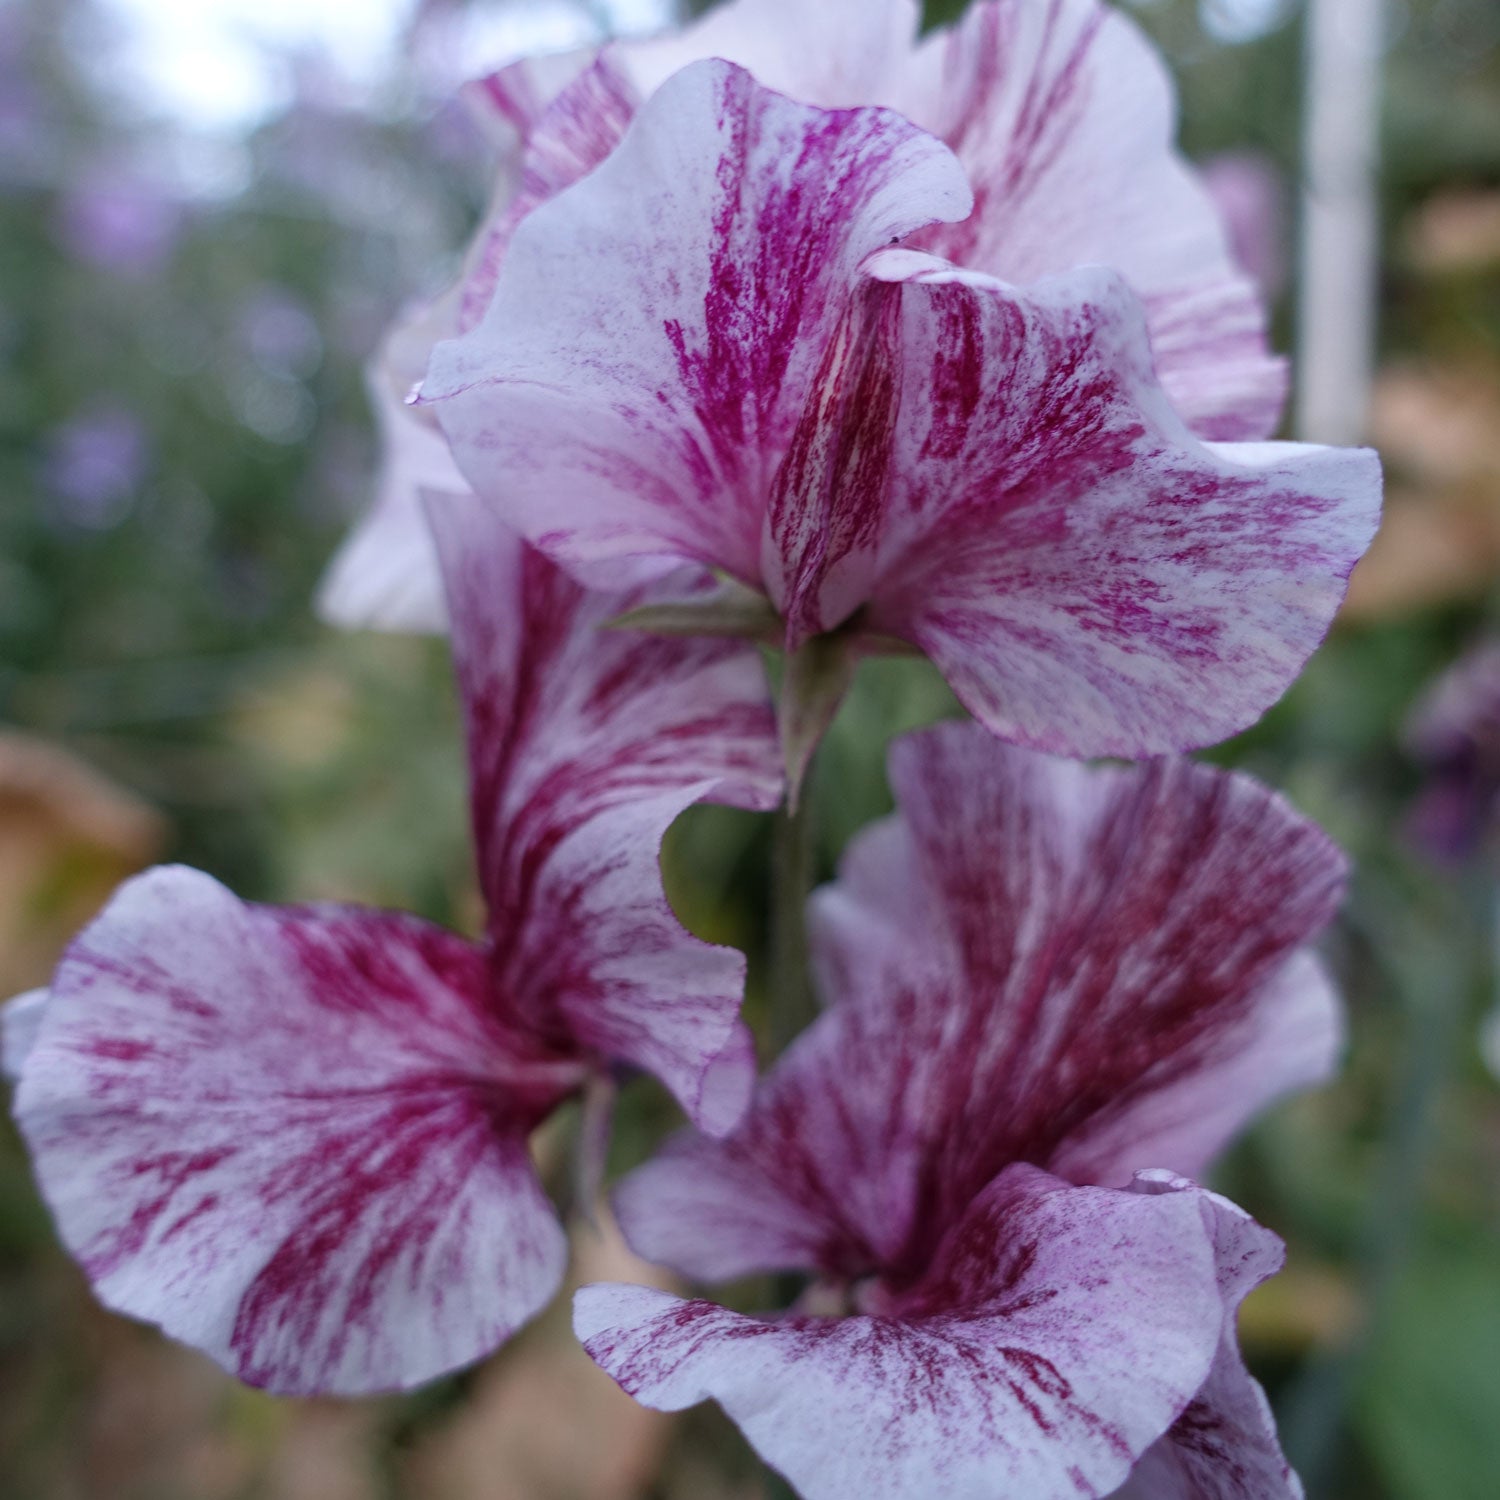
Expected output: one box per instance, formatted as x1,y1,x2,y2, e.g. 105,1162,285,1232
2,0,1499,1496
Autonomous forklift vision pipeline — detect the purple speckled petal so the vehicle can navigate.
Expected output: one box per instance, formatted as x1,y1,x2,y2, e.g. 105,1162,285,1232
900,0,1286,440
319,57,641,636
478,0,1282,442
11,867,575,1395
426,59,971,590
457,54,640,335
1110,1173,1302,1500
429,491,779,1128
616,722,1344,1283
856,254,1379,757
582,1165,1224,1500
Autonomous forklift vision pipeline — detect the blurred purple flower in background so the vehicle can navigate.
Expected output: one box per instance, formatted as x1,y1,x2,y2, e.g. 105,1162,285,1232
40,403,151,530
54,162,182,279
1404,641,1500,864
238,285,324,379
1201,149,1289,304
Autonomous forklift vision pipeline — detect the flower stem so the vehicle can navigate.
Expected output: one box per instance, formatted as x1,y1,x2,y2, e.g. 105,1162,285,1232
769,773,817,1055
763,1472,800,1500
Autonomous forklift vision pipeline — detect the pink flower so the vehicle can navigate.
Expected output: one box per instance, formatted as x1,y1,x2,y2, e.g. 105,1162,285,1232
577,721,1346,1499
423,59,1378,788
3,496,780,1395
321,0,1313,635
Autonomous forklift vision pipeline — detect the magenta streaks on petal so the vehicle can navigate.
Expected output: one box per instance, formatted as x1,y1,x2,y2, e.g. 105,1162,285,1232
584,1167,1224,1500
858,257,1380,757
458,54,641,335
12,867,574,1395
428,491,779,1127
617,723,1345,1285
762,278,905,645
1110,1174,1303,1500
901,0,1286,440
427,59,971,590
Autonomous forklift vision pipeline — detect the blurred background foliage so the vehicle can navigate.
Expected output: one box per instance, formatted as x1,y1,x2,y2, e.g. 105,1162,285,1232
1,0,1499,1496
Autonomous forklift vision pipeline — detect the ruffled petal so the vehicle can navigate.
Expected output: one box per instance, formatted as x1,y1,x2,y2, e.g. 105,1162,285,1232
429,491,780,1128
901,0,1286,440
426,58,971,590
617,723,1345,1282
318,56,640,636
584,1165,1224,1500
456,54,640,335
488,0,1284,442
12,866,575,1395
856,255,1379,757
1111,1173,1302,1500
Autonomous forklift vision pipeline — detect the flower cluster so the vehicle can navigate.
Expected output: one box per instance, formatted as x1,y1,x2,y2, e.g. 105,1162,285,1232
7,2,1380,1496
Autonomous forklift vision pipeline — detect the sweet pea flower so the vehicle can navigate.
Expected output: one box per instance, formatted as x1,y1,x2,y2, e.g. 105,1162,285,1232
1403,640,1500,865
320,0,1306,634
424,58,1379,790
577,721,1347,1500
4,495,780,1395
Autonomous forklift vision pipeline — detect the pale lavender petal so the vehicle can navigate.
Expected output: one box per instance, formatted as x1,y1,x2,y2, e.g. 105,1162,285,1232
428,491,780,1129
585,1165,1224,1500
12,866,575,1395
465,45,600,146
692,1021,759,1139
315,338,465,632
858,255,1379,757
1053,951,1342,1189
3,988,47,1081
427,59,971,590
1113,1174,1301,1500
618,723,1345,1280
456,54,639,334
900,0,1286,440
621,0,920,109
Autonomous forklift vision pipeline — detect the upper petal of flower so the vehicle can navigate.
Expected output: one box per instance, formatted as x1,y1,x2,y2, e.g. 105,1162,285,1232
615,722,1345,1283
429,491,781,1127
621,0,921,109
317,56,642,635
900,0,1287,440
580,1165,1225,1500
478,0,1281,443
457,54,641,336
853,254,1379,757
426,58,971,590
11,866,574,1395
340,0,1288,634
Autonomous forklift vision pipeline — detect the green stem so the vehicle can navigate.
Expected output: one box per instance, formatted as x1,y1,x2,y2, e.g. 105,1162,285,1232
763,1473,801,1500
769,789,817,1054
